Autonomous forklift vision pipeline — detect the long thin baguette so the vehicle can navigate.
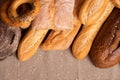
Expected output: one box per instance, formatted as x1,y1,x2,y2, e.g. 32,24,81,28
18,28,48,61
18,0,54,61
40,0,84,50
72,1,114,59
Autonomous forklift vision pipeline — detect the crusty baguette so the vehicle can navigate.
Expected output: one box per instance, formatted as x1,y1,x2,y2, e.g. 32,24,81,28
18,0,54,61
79,0,110,25
18,28,48,61
40,0,84,50
40,20,81,50
72,1,114,60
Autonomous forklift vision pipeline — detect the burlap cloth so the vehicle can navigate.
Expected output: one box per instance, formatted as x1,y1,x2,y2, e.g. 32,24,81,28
0,0,120,80
0,48,120,80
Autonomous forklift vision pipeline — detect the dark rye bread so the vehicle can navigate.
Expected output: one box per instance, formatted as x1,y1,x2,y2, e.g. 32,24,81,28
90,8,120,68
0,20,21,60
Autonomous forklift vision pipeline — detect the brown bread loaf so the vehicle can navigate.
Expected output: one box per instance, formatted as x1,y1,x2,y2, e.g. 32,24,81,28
90,8,120,68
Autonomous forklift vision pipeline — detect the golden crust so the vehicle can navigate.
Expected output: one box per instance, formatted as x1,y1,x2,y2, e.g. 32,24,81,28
111,0,120,8
40,20,81,50
40,0,84,50
79,0,110,25
18,28,48,61
72,1,114,60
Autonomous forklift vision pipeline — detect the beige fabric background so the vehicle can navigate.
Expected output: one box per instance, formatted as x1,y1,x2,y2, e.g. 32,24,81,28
0,0,120,80
0,49,120,80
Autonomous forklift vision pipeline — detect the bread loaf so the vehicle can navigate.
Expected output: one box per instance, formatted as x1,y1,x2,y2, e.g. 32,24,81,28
72,0,114,60
90,8,120,68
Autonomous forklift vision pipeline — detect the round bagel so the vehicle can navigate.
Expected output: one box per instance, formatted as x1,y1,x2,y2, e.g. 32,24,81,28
0,0,30,28
8,0,40,28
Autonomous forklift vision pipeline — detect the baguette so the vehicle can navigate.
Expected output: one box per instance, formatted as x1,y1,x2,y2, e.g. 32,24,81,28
18,28,48,61
18,0,54,61
40,0,84,50
72,0,114,60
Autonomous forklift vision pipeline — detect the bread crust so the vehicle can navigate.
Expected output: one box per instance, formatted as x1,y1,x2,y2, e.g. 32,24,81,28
111,0,120,8
90,8,120,68
72,1,114,60
40,0,84,50
17,0,53,61
18,28,48,61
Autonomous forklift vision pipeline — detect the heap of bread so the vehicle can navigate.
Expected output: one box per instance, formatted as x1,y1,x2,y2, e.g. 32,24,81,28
0,0,120,68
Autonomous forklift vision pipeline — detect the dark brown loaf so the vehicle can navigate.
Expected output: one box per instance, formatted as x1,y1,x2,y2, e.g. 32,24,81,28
0,20,21,60
90,8,120,68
